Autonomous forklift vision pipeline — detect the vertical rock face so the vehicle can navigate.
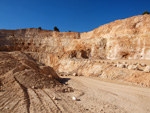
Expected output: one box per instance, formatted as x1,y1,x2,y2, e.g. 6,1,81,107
81,15,150,59
1,15,150,87
0,29,107,60
0,15,150,62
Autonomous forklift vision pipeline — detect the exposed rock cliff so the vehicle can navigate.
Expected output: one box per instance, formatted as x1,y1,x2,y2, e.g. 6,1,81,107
81,15,150,59
1,15,150,60
1,15,150,87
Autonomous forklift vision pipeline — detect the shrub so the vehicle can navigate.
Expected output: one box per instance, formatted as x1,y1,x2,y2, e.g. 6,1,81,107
38,27,42,30
54,26,59,32
142,11,150,15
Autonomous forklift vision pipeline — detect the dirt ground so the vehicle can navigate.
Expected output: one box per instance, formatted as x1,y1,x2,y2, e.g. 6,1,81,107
1,76,150,113
0,51,76,113
65,76,150,113
1,51,150,113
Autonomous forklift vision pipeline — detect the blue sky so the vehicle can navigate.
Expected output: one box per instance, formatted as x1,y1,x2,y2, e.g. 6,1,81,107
0,0,150,32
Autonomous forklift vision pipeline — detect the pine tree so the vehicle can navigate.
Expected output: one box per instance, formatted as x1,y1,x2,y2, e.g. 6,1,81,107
54,26,59,32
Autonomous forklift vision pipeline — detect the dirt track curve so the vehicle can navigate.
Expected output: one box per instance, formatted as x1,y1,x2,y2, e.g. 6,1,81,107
65,76,150,113
1,76,150,113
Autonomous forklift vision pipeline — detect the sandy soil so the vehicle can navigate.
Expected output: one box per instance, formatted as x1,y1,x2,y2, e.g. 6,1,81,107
0,87,87,113
1,76,150,113
1,51,150,113
65,76,150,113
0,51,81,113
0,77,150,113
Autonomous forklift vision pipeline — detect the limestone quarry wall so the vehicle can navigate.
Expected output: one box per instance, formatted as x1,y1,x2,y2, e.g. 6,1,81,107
1,15,150,60
81,15,150,59
1,15,150,87
0,28,107,60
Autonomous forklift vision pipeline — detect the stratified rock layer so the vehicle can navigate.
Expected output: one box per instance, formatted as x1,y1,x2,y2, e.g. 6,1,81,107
81,15,150,59
1,15,150,87
1,15,150,60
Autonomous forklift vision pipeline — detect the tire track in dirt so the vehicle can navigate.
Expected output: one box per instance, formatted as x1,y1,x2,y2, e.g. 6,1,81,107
54,93,83,113
31,89,50,113
41,89,61,111
44,89,73,113
10,100,21,112
43,89,87,113
28,89,49,113
14,76,30,113
0,91,12,98
67,76,150,113
0,90,25,113
0,91,14,103
0,52,66,113
0,95,17,109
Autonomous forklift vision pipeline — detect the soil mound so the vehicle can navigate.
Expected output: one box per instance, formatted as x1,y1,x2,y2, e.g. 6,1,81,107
0,51,61,91
0,52,75,113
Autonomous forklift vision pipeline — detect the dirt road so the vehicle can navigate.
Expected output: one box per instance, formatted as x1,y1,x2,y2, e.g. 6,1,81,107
65,76,150,113
1,76,150,113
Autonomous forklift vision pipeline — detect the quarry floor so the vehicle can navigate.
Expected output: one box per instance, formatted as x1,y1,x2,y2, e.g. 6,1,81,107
1,51,150,113
65,76,150,113
1,76,150,113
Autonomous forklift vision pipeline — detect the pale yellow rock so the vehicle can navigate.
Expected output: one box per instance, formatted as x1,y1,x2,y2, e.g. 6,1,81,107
144,66,150,73
128,65,138,70
1,15,150,60
117,64,126,68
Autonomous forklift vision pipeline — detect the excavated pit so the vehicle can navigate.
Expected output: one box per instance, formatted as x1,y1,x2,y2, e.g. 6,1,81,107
1,15,150,113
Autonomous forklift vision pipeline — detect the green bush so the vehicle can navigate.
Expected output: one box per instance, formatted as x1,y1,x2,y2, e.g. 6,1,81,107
38,27,42,30
142,11,150,15
54,26,59,32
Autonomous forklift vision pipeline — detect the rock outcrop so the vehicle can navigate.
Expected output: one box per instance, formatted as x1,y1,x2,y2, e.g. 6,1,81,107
1,15,150,60
81,14,150,59
1,14,150,87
